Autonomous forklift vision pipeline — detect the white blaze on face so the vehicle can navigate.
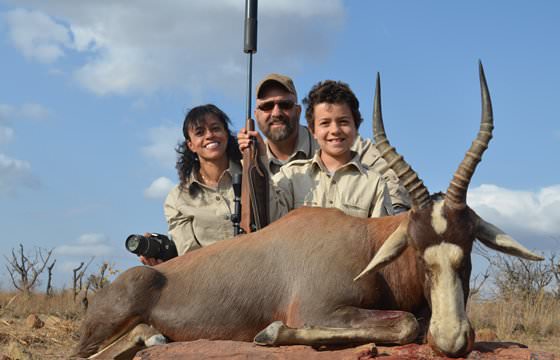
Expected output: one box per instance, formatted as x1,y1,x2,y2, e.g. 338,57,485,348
424,243,471,355
431,201,447,235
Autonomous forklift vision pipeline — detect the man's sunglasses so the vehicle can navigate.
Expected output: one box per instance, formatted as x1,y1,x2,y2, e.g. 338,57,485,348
257,100,296,112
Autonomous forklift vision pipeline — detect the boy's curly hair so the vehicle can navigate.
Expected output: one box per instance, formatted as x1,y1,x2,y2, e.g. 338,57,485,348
302,80,363,132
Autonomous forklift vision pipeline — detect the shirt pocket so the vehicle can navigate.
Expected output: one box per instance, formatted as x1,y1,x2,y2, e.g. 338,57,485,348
340,202,369,218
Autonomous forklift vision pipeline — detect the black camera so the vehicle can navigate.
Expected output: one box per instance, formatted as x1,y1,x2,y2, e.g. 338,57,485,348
125,233,178,261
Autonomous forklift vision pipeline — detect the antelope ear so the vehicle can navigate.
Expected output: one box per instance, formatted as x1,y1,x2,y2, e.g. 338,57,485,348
354,218,409,281
476,217,543,261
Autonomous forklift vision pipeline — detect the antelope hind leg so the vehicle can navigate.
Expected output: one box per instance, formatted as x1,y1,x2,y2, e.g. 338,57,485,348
254,308,418,347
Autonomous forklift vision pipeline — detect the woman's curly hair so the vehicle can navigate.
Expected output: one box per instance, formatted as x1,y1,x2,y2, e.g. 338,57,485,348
302,80,363,132
176,104,241,191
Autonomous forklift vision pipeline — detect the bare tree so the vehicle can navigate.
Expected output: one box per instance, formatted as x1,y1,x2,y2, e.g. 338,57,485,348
549,254,560,299
46,259,57,296
4,244,53,295
469,267,490,299
490,252,554,301
72,258,94,301
82,262,119,310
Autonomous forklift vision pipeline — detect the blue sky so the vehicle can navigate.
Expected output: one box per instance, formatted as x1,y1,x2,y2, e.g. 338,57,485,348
0,0,558,289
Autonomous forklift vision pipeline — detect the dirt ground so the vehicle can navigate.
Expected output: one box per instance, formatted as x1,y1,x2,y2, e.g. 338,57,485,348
0,314,79,359
0,313,559,360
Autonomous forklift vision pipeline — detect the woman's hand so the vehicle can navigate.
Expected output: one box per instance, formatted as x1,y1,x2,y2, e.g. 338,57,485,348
138,232,164,266
139,255,163,266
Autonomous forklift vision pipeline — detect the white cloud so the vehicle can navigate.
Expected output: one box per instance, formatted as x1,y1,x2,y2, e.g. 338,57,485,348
144,177,175,200
3,1,345,96
19,103,50,120
0,153,39,196
142,125,181,168
4,8,71,63
0,103,49,195
0,102,50,122
54,233,114,257
0,127,14,144
468,184,560,250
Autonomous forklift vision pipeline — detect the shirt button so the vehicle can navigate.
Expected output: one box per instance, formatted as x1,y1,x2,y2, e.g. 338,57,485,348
329,200,333,204
332,180,337,184
216,196,221,201
224,215,230,220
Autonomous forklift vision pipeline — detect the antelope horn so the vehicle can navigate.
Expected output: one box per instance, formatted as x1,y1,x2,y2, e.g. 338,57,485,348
373,73,431,210
446,61,494,207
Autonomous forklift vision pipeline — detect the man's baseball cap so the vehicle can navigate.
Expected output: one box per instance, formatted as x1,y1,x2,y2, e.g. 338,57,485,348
256,73,297,99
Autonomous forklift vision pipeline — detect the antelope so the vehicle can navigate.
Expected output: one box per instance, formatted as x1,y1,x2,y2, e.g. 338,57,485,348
73,63,542,359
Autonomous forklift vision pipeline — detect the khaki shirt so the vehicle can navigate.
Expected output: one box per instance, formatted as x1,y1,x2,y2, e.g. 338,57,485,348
269,152,393,221
265,126,411,211
164,161,241,255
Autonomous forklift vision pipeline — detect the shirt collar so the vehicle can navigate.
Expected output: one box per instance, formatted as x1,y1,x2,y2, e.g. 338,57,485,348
188,159,241,190
311,151,366,175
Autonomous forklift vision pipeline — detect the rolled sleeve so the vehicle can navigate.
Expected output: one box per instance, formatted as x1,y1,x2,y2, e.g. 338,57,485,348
164,187,201,255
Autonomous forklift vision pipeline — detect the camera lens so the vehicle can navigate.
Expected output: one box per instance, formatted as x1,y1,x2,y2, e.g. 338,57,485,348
126,235,142,253
125,234,161,258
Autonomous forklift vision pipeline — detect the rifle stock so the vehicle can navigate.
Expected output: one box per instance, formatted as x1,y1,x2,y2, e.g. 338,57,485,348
240,118,269,233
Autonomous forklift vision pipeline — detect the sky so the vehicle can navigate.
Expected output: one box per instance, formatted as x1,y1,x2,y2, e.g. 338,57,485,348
0,0,559,289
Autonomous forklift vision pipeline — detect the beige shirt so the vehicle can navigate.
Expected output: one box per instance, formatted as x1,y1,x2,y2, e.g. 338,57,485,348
269,151,393,222
164,161,241,255
265,125,411,211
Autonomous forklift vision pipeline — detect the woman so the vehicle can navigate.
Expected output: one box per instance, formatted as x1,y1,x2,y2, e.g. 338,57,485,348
141,104,242,265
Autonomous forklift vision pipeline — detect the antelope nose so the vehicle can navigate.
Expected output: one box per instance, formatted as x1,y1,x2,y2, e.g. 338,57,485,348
428,323,474,357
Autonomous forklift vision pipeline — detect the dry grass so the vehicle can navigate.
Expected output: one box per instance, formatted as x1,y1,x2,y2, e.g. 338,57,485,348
0,291,82,320
468,293,560,355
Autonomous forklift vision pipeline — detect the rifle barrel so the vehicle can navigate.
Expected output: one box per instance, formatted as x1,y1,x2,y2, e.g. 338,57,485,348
243,0,258,125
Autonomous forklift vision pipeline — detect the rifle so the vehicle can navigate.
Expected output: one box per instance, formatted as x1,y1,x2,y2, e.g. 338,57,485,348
240,0,269,233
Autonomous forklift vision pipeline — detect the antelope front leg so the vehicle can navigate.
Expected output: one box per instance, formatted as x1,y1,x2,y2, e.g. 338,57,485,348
254,309,418,347
88,323,167,360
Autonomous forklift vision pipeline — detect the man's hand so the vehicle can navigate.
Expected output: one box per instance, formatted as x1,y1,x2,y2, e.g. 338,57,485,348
237,127,266,154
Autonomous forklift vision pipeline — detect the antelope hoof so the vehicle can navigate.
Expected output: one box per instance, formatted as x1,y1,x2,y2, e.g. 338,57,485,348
254,321,287,346
145,334,167,347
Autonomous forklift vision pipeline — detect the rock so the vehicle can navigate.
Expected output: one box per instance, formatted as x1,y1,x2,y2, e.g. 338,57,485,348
24,314,43,329
133,340,557,360
133,340,377,360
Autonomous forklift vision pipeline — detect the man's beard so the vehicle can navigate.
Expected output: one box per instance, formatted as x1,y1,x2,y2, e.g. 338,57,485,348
263,116,296,142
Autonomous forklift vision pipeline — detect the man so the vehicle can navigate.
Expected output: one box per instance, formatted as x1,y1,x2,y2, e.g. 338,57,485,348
239,73,410,213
